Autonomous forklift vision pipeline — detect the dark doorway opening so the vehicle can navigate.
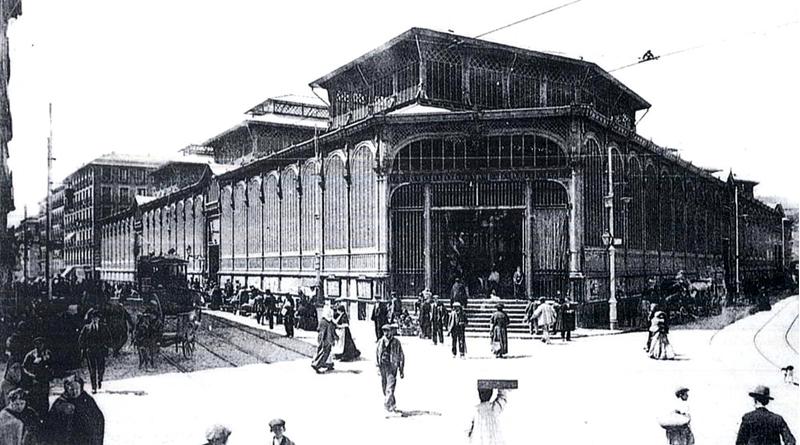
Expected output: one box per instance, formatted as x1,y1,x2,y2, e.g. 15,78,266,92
433,209,523,298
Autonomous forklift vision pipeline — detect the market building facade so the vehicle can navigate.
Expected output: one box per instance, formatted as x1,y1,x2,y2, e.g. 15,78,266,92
99,28,791,327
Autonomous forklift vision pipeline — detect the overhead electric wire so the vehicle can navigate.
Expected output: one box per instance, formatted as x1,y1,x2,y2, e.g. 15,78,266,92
474,0,586,40
606,19,799,75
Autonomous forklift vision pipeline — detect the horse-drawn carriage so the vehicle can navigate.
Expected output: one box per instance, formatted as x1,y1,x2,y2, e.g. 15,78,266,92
135,255,201,359
643,271,726,323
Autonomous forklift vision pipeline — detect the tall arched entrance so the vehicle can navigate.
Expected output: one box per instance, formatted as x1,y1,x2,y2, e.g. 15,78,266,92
388,134,570,299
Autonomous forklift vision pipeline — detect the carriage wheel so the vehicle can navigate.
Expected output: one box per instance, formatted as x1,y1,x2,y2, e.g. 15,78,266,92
182,336,195,358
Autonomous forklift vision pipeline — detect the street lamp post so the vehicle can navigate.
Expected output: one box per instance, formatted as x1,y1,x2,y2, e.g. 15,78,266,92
605,146,618,330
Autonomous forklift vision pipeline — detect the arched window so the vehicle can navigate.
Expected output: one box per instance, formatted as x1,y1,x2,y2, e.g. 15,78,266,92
324,156,348,251
627,156,643,250
350,146,376,249
584,139,605,247
301,162,318,253
675,181,686,253
391,134,566,173
611,147,625,238
686,181,697,253
248,178,263,260
659,170,674,252
263,174,280,255
233,183,247,262
281,169,300,253
644,164,658,250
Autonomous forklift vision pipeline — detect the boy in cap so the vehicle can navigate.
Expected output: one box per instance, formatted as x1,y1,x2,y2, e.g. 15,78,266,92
376,324,405,413
269,418,295,445
735,385,795,445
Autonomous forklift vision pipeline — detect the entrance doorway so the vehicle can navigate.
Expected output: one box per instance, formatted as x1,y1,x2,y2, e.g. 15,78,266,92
432,209,523,297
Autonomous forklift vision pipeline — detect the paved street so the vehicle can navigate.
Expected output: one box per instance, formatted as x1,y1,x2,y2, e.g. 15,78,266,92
90,296,798,445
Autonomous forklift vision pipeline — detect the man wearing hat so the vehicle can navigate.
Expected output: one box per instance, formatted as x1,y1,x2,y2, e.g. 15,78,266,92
21,337,52,417
735,385,795,445
448,302,468,358
376,324,404,413
269,418,295,445
78,308,112,393
430,296,446,345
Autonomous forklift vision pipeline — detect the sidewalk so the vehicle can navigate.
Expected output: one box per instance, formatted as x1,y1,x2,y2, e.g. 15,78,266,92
205,308,625,353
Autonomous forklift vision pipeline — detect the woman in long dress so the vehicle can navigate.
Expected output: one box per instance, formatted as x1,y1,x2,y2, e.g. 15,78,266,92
333,305,361,361
489,304,509,358
648,312,675,360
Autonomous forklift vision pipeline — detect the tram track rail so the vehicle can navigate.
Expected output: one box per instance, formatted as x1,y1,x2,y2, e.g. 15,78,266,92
193,338,243,368
784,314,798,355
752,298,797,370
158,351,191,374
205,313,315,359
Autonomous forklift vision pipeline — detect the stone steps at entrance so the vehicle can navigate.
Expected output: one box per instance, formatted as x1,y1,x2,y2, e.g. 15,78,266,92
463,299,531,334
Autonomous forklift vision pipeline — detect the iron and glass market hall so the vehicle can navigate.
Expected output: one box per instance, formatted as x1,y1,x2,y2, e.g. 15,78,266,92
99,28,789,328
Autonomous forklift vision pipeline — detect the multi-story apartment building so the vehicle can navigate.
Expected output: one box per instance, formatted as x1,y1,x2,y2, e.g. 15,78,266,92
37,184,65,276
13,217,41,281
63,153,160,276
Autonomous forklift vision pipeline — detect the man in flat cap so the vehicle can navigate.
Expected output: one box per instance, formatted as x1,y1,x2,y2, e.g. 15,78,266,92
376,324,404,413
269,418,295,445
735,385,795,445
736,385,795,445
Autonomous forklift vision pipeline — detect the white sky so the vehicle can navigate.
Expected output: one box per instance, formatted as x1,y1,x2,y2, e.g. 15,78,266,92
5,0,799,225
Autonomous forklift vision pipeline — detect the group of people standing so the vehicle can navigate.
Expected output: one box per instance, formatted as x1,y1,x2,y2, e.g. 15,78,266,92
310,301,361,374
1,359,104,445
522,295,577,344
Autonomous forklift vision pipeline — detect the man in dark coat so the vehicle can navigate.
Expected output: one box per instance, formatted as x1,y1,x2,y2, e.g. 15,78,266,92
389,292,403,323
523,296,539,335
450,277,469,309
310,306,338,373
78,309,112,393
263,289,277,329
418,292,432,339
556,297,577,341
430,297,446,345
45,375,105,445
448,302,468,358
735,385,795,445
370,301,389,341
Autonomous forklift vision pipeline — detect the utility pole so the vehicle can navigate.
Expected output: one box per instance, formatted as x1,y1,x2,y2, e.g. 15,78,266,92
22,205,28,281
606,146,617,330
734,185,740,299
46,103,53,300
